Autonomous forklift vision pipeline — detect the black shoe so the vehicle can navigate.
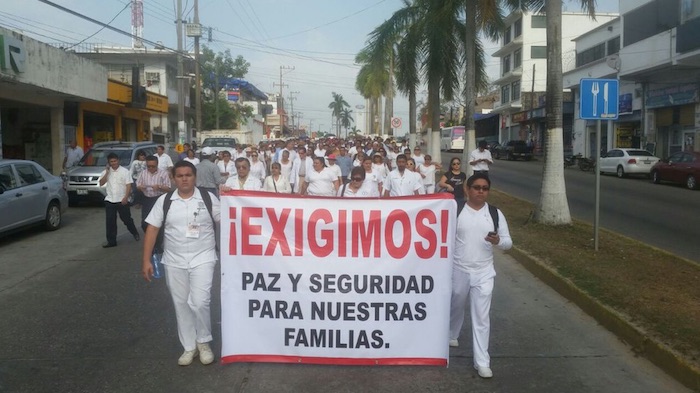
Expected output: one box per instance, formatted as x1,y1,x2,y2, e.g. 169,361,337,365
102,242,117,248
133,233,140,241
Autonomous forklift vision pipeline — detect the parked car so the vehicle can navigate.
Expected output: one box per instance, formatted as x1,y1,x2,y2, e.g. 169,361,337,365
492,140,533,161
200,137,238,155
0,159,69,235
650,151,700,190
66,141,158,204
598,148,660,178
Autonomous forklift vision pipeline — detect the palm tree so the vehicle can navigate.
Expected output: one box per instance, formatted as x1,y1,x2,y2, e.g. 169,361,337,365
531,0,595,225
355,49,389,136
339,108,354,137
328,92,350,137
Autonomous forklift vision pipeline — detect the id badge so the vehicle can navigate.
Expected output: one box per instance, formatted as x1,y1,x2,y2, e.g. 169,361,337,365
186,222,201,238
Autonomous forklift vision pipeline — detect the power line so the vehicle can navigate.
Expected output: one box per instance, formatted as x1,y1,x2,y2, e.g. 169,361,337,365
62,2,130,50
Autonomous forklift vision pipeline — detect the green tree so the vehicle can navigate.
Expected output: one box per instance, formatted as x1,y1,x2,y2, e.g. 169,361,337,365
201,45,251,129
339,108,354,137
355,48,388,135
328,92,350,137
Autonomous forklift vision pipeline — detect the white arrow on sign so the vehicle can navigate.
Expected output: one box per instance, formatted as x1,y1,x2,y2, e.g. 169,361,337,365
391,117,402,128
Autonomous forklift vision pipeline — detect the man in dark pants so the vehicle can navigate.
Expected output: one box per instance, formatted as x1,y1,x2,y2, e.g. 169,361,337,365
99,152,140,248
136,155,171,232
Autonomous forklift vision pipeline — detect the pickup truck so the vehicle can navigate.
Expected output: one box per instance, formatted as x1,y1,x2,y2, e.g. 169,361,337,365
492,140,533,161
200,137,239,154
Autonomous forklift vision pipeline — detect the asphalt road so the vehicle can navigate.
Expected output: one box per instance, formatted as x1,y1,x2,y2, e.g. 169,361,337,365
444,152,699,262
0,205,691,392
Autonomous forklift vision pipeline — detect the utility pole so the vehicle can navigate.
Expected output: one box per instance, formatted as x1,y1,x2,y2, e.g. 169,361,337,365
176,0,185,144
288,91,299,135
193,0,201,142
273,66,294,137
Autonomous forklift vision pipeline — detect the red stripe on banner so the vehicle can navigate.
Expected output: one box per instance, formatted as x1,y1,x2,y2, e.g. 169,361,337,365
220,354,447,366
221,190,455,201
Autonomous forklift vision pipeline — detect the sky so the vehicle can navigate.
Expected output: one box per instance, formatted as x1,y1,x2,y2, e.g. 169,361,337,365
1,0,618,136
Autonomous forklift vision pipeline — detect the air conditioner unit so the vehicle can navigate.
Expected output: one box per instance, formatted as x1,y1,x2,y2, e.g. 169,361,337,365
146,72,160,82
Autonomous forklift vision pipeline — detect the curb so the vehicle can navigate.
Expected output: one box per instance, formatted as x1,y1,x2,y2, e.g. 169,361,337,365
508,246,700,392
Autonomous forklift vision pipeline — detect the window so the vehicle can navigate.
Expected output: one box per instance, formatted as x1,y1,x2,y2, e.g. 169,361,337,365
0,165,18,191
501,85,510,104
514,49,522,69
512,81,521,100
531,46,547,59
531,15,547,28
504,26,512,45
575,42,606,67
623,0,680,46
15,164,45,186
503,54,511,75
514,18,522,38
607,36,620,55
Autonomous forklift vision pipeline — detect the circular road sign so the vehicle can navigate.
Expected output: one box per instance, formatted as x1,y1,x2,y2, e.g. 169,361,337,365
391,117,402,128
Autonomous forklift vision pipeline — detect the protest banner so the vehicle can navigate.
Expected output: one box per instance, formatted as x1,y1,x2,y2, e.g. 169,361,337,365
220,191,456,366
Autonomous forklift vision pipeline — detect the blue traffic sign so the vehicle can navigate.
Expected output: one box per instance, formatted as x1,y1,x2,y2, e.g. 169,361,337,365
580,78,619,120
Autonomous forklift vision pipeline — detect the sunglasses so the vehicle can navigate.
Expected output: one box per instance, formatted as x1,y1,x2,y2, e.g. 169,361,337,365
470,185,490,191
351,177,364,181
452,162,461,166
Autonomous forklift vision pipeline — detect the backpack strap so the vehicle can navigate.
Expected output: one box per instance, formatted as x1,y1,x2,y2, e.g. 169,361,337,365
488,204,499,232
154,190,176,253
341,182,347,197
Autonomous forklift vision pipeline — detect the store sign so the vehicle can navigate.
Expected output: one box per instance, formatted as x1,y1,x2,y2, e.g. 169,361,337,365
646,84,699,109
0,34,26,73
511,111,527,123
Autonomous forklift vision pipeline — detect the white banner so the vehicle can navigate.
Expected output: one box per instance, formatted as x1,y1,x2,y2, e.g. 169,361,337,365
220,192,456,366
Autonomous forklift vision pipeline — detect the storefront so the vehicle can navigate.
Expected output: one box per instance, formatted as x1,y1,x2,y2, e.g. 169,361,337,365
646,84,699,157
510,104,574,156
0,27,106,173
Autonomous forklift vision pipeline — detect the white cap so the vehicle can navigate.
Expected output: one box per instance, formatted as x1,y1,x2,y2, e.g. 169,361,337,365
201,147,215,155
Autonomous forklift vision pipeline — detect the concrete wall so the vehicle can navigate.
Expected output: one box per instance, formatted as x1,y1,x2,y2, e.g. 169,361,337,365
0,27,106,101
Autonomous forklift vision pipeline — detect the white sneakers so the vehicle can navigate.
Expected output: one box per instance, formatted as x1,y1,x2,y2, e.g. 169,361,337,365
475,365,493,378
177,342,215,366
197,342,215,365
178,349,198,366
449,339,459,347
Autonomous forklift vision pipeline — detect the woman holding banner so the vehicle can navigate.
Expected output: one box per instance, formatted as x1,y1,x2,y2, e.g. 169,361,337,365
337,167,379,197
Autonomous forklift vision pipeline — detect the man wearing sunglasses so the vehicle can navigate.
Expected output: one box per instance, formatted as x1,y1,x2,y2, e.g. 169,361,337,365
448,173,512,379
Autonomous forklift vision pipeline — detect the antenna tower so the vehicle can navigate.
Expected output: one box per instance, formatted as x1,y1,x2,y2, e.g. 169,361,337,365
131,0,144,48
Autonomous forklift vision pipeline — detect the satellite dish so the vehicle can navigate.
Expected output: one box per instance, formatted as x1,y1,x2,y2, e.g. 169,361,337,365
606,55,621,71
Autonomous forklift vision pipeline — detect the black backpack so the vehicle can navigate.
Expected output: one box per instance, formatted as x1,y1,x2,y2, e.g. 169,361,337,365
488,204,499,232
154,187,216,253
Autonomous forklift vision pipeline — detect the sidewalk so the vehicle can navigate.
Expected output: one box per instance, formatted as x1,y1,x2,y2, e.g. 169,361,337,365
0,205,690,393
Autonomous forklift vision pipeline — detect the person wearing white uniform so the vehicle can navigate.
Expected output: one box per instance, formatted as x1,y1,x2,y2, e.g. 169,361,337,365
405,158,425,195
357,157,383,195
338,167,380,197
141,160,220,366
292,147,313,193
98,152,140,248
221,157,263,191
217,150,235,179
383,154,422,197
411,146,426,166
249,152,266,183
449,173,512,379
155,145,174,172
263,162,292,193
418,154,441,194
469,140,493,175
301,156,339,196
326,154,343,184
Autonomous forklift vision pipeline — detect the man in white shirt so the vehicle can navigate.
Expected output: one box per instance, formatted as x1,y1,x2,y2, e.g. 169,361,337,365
155,145,174,172
63,140,84,169
449,173,512,379
282,140,299,162
292,147,313,193
469,140,493,175
382,154,422,197
141,160,220,367
98,152,140,247
221,157,263,191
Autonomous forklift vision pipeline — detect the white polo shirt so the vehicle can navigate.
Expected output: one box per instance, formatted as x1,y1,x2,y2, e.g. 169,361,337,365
384,169,423,196
453,203,512,273
305,168,337,196
156,153,174,171
470,148,493,172
99,166,132,203
145,188,220,269
65,146,84,168
224,175,263,190
327,163,342,181
419,164,437,186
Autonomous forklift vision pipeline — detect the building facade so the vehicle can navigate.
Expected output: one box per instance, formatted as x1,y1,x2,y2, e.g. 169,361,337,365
491,10,618,154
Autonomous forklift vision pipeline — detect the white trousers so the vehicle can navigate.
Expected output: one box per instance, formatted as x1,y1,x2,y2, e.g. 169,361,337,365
164,262,216,351
449,265,495,368
424,184,435,194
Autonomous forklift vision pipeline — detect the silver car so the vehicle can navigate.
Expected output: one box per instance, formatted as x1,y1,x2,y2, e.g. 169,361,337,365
66,141,158,204
0,159,69,234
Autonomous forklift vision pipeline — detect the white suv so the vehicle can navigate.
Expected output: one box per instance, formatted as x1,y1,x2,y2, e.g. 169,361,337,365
66,141,158,205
